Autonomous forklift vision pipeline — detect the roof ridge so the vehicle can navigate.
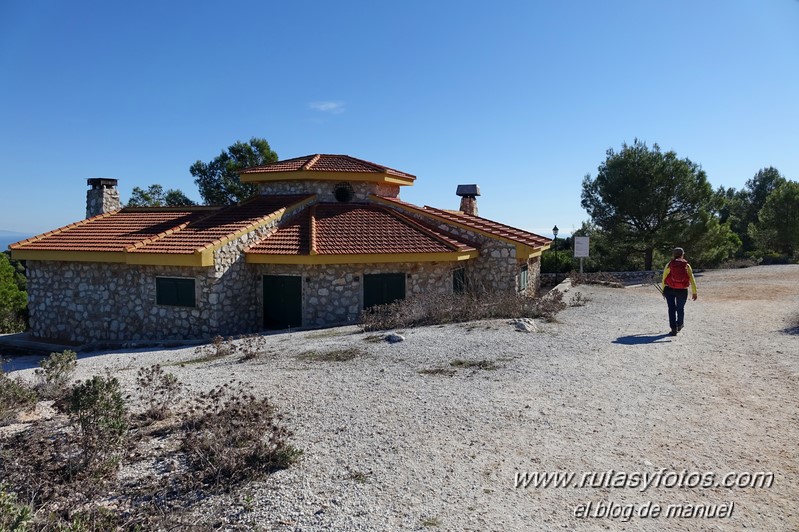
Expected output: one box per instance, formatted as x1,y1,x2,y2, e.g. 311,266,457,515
196,195,317,253
382,207,473,252
371,195,549,248
424,205,546,239
302,154,322,171
309,204,318,255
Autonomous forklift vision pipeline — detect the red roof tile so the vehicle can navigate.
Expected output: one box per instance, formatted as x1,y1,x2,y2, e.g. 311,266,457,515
11,196,313,255
128,195,312,254
247,203,476,256
239,154,415,180
374,196,551,249
10,209,214,253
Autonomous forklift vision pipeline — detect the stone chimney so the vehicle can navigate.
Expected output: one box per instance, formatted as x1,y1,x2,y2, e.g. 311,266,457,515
456,184,480,216
86,178,121,218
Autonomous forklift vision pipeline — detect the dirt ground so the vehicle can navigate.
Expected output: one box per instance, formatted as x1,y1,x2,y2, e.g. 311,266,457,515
4,265,798,531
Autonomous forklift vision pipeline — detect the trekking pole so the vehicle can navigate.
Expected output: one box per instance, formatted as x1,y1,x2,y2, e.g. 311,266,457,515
653,283,664,296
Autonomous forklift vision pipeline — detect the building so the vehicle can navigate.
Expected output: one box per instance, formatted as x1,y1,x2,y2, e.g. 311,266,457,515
10,155,551,343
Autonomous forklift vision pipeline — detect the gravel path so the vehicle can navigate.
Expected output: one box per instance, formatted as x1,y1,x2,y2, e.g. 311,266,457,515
10,265,799,531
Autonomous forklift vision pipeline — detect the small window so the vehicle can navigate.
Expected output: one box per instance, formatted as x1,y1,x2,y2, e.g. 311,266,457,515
518,265,528,292
334,182,354,202
453,268,467,293
156,277,196,307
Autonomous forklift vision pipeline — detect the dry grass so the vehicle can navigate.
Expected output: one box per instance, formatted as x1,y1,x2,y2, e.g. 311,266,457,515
297,347,367,362
360,290,566,331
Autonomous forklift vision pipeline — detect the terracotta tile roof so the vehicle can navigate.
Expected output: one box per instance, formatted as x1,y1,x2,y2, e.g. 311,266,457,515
247,203,476,255
128,195,312,254
374,196,551,249
9,209,214,253
239,154,416,181
11,195,313,255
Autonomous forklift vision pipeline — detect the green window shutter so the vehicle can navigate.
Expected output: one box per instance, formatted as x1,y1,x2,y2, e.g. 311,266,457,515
453,268,466,293
518,265,528,292
363,273,406,309
156,277,196,307
262,275,303,329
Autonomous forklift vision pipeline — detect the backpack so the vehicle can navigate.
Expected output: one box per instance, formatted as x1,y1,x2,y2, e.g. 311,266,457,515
666,258,690,289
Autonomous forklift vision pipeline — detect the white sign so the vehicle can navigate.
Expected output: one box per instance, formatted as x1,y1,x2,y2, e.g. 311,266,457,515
574,236,590,258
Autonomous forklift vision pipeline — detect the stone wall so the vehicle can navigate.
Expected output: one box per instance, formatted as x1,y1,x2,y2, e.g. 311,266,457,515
24,202,310,344
254,261,462,327
378,205,538,294
257,180,400,202
26,261,214,343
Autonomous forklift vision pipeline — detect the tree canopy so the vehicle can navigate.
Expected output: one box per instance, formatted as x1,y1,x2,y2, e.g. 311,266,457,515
190,137,278,205
748,180,799,257
581,139,737,270
718,167,788,256
0,252,27,332
127,184,196,207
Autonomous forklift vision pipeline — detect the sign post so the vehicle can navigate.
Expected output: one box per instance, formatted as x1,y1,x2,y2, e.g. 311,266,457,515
573,236,590,273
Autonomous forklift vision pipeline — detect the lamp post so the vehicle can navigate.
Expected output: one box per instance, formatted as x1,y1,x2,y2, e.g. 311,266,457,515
552,225,559,285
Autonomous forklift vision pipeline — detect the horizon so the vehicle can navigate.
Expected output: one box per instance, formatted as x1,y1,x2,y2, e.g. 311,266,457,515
1,1,797,236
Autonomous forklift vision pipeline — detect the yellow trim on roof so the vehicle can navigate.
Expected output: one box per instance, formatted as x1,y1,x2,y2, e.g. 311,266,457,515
517,243,550,259
239,170,414,186
10,250,127,263
125,250,215,267
246,250,479,265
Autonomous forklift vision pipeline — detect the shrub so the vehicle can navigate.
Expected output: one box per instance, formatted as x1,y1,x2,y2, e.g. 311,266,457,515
34,349,77,399
182,382,301,488
360,289,566,331
134,364,182,420
0,370,36,426
238,333,267,361
0,483,33,531
64,375,128,474
190,335,238,363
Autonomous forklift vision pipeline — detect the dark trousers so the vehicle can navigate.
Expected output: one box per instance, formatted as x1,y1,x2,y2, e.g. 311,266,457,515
664,286,688,331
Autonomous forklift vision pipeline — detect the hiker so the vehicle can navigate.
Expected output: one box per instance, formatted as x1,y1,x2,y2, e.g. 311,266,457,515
661,247,698,336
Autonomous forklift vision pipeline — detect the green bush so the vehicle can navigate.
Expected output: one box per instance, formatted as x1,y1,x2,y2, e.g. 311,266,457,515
64,375,128,473
0,253,27,334
34,349,77,399
0,483,33,531
0,370,36,426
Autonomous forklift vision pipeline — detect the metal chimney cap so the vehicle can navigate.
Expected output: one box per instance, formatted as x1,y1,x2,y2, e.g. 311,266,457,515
456,184,480,197
87,178,118,188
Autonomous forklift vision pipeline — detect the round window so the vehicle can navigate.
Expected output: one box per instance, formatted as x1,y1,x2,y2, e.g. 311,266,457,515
334,182,354,202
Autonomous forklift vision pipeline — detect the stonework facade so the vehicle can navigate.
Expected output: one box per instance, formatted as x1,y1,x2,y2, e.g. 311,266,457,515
18,156,549,344
258,180,399,202
86,180,121,218
254,261,462,328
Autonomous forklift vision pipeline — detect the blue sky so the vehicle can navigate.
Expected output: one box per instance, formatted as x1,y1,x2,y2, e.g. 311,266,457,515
1,0,797,237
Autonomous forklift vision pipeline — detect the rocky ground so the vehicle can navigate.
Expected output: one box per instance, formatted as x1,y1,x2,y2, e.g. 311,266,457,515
6,265,799,531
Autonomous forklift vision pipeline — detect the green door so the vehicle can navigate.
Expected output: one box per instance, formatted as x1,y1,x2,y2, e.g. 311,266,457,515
263,275,302,329
363,273,406,309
